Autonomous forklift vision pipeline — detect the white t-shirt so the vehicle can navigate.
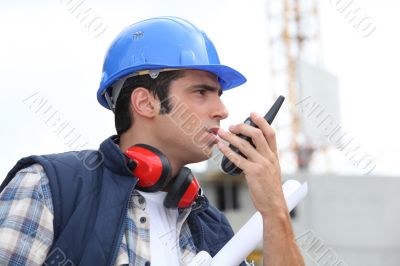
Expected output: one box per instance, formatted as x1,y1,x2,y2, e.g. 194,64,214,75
138,190,180,266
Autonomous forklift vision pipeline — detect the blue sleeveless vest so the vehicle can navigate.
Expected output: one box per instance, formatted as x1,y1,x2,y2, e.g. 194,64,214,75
1,136,242,266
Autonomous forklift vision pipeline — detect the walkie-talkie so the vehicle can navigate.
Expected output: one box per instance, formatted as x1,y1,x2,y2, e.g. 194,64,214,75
220,96,285,176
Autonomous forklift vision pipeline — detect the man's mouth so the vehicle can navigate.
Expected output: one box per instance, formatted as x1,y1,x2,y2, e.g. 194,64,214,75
206,127,220,144
207,127,219,135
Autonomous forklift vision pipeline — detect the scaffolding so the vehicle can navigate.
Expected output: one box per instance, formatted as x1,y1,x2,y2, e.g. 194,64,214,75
267,0,322,171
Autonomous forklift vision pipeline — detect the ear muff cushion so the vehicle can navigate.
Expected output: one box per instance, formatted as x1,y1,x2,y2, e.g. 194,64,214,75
125,144,172,192
164,167,193,208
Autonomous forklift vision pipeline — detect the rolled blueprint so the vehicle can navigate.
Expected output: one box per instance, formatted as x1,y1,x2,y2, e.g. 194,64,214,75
209,180,308,266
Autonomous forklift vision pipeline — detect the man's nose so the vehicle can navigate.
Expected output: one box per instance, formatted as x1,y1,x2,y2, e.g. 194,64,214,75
211,98,229,120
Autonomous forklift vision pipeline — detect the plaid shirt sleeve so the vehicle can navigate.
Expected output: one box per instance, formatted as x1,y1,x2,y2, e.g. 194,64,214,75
0,163,54,266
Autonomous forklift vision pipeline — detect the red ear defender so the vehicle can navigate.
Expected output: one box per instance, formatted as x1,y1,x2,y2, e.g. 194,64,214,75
164,167,200,209
124,144,172,192
124,144,200,208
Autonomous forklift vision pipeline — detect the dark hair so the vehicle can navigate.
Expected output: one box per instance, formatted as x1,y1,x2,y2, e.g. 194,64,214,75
114,70,184,135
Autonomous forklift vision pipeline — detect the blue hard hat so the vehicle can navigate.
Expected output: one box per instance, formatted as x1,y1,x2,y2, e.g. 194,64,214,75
97,16,247,110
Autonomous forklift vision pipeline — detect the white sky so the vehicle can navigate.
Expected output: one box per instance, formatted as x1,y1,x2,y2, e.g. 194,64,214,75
1,0,399,180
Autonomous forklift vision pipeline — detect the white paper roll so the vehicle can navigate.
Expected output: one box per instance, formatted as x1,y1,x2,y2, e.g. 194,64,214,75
210,180,308,266
187,251,213,266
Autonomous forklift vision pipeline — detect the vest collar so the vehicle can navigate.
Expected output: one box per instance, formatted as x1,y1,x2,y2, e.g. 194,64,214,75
190,188,209,213
99,135,134,177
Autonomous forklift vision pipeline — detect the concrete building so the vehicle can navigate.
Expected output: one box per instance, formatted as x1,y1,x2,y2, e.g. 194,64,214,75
199,170,400,266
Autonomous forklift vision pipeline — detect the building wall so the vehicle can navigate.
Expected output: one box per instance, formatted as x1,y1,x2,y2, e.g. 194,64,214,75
200,173,400,265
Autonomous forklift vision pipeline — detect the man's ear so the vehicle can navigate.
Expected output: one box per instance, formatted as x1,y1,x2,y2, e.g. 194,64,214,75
130,87,159,118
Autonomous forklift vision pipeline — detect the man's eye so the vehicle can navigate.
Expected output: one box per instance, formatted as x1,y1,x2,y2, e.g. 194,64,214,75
195,90,206,95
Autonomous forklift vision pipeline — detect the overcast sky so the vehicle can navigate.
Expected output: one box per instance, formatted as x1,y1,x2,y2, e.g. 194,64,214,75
1,0,399,179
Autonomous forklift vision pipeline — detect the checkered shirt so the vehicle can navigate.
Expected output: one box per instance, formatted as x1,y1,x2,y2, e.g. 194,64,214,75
0,164,197,265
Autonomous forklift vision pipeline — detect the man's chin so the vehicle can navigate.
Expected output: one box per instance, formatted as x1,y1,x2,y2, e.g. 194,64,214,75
189,145,215,163
200,143,219,160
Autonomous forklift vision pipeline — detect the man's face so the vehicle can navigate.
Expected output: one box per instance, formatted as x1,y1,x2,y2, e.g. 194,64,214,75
153,69,229,165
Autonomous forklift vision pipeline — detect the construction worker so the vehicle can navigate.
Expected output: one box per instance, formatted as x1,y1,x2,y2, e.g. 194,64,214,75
0,17,304,265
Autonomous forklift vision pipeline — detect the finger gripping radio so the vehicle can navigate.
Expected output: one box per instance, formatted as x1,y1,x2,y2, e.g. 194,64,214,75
220,96,285,176
124,144,200,209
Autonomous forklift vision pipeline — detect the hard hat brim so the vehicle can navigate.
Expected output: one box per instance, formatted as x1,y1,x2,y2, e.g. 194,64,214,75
97,64,247,110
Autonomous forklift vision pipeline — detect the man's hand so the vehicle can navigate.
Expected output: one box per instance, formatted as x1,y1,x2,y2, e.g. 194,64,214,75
217,111,305,266
217,112,286,216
